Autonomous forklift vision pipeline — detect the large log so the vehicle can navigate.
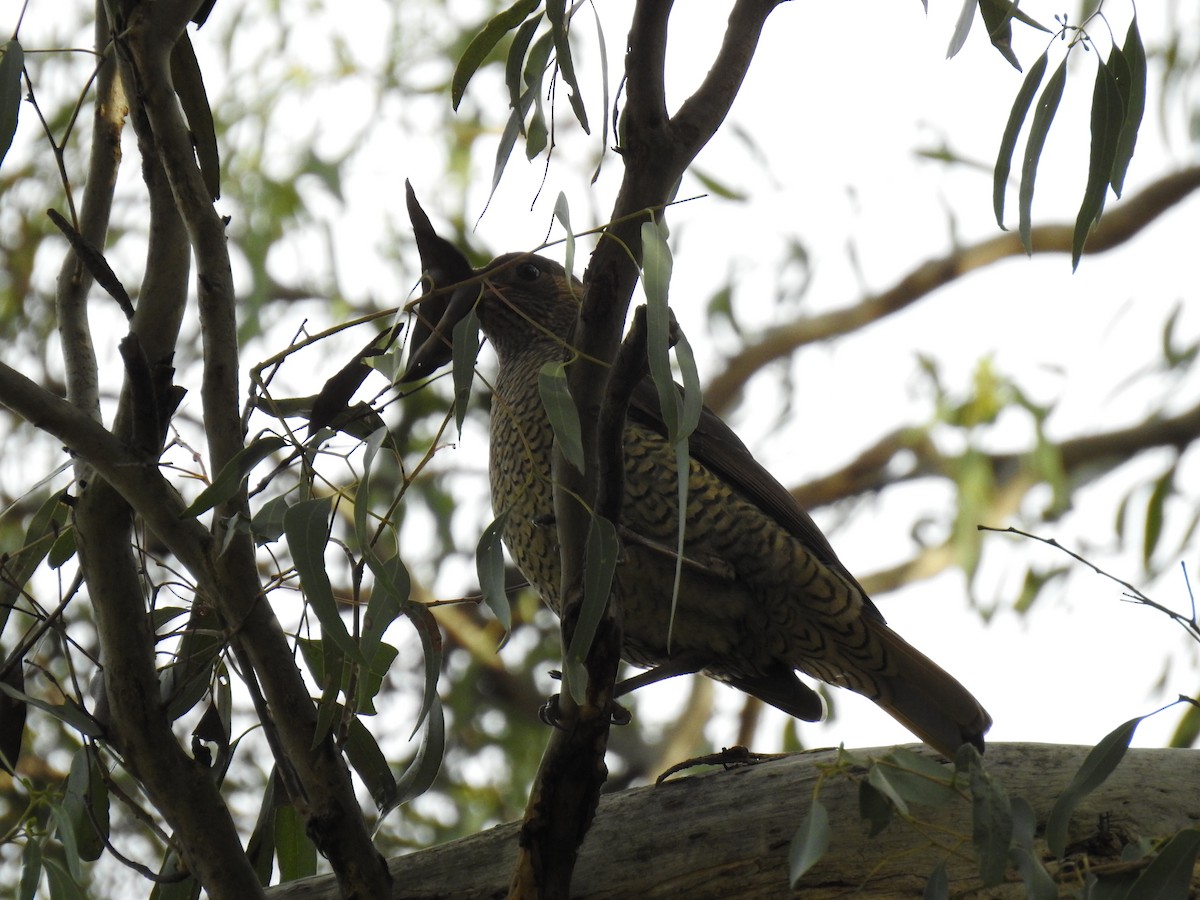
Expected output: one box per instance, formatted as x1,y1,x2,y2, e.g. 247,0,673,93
266,743,1200,899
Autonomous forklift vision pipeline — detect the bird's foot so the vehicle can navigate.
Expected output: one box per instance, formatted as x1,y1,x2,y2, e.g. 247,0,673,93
538,688,632,728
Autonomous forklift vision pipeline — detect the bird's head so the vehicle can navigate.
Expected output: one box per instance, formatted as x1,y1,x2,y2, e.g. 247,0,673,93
401,183,585,382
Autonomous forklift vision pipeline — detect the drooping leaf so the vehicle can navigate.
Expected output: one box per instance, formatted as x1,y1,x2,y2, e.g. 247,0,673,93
402,600,443,738
0,657,26,773
1110,20,1146,198
564,513,619,703
994,51,1048,228
386,695,445,818
0,490,69,638
451,306,482,437
979,0,1020,70
476,509,513,639
969,754,1013,887
945,0,978,60
0,40,24,170
274,803,317,882
858,780,893,837
1019,56,1067,253
1046,715,1143,856
283,497,364,663
538,360,585,472
60,747,109,863
923,861,949,900
1011,797,1058,899
546,0,589,133
788,800,830,885
345,713,396,811
1142,467,1173,570
1072,58,1124,269
452,0,541,110
506,15,543,113
183,436,288,517
1126,827,1200,898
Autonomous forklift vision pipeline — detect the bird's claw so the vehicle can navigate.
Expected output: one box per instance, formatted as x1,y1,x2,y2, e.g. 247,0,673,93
538,692,632,728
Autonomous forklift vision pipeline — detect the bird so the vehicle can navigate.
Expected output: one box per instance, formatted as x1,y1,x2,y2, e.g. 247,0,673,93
401,196,992,758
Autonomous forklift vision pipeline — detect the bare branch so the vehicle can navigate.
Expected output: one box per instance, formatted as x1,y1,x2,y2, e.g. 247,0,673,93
705,166,1200,414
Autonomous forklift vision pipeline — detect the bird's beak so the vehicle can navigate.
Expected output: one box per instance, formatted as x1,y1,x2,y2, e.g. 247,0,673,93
400,278,483,383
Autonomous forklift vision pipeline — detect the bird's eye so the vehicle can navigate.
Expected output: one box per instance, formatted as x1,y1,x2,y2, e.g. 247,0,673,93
516,262,541,282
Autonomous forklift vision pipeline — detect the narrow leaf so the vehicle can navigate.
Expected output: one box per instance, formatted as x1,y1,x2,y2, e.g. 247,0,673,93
388,696,446,816
1046,715,1143,856
945,0,977,60
538,361,585,472
0,654,26,773
274,804,318,881
788,800,830,885
345,714,397,809
451,306,482,436
476,509,513,638
1127,828,1200,899
506,16,543,112
0,490,68,638
1142,469,1172,569
923,861,949,900
402,601,443,738
0,40,23,170
452,0,541,110
564,514,619,703
1110,20,1146,197
183,436,288,517
970,755,1013,887
1018,57,1067,253
1072,59,1124,269
994,51,1048,228
545,0,589,133
283,498,364,663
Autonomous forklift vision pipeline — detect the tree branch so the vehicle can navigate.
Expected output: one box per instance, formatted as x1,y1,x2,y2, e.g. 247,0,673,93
705,166,1200,414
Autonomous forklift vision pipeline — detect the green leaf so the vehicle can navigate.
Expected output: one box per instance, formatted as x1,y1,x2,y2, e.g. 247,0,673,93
182,436,288,517
564,513,619,703
788,799,830,885
554,192,575,283
945,0,977,61
476,509,513,639
538,360,585,472
867,761,910,816
60,747,108,863
1072,58,1125,269
1010,798,1058,899
452,0,541,110
387,695,445,817
546,0,589,133
1110,20,1146,198
402,600,443,739
1127,828,1200,898
858,780,893,837
1019,57,1067,253
451,305,482,437
1143,468,1173,570
0,40,24,171
1046,715,1142,856
506,15,543,113
0,681,102,737
345,714,396,810
969,754,1013,886
0,489,69,638
876,749,959,806
19,837,40,900
994,51,1048,229
274,804,318,882
283,497,364,664
923,861,949,900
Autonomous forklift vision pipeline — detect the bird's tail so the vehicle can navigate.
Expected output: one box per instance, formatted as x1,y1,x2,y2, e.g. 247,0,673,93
868,625,992,758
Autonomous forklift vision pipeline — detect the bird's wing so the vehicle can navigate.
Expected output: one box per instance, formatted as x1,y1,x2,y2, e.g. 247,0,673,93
626,378,886,624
